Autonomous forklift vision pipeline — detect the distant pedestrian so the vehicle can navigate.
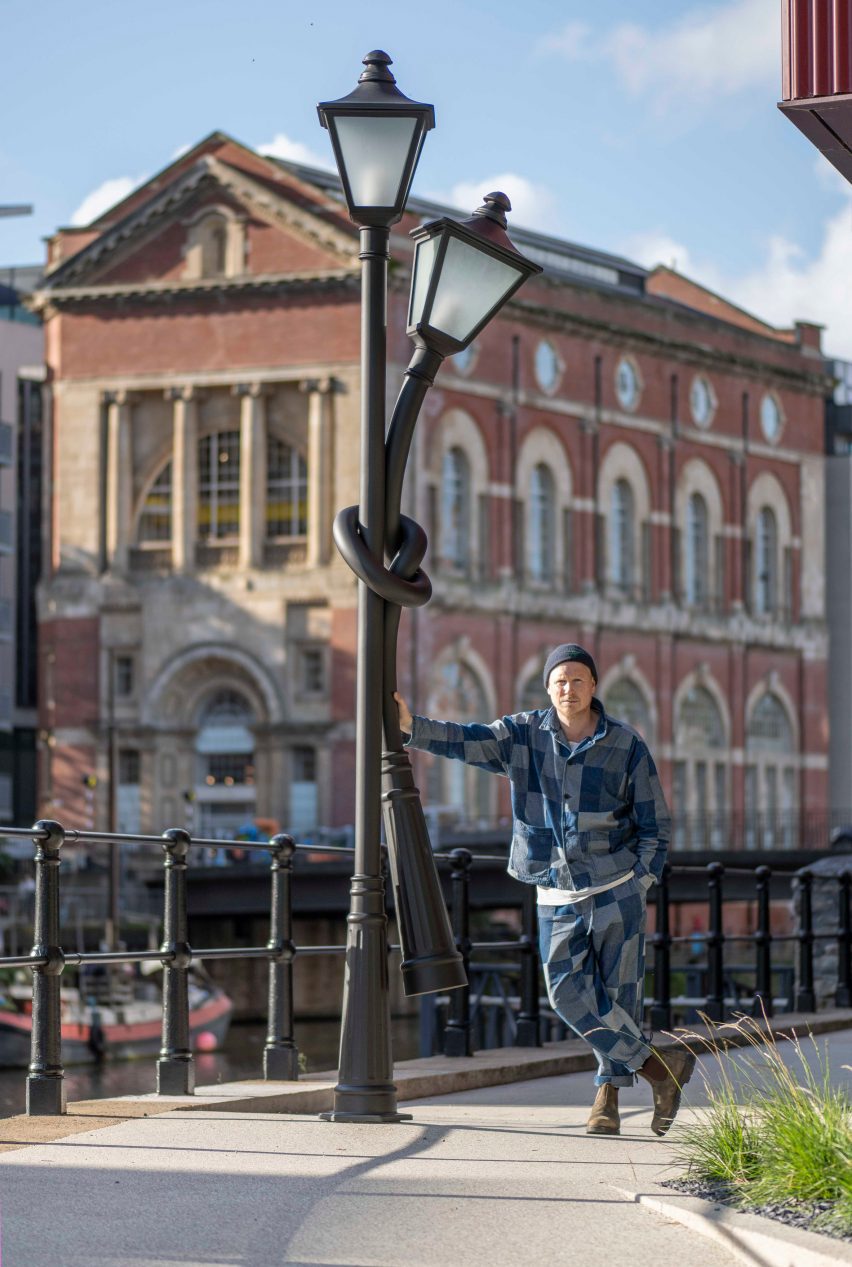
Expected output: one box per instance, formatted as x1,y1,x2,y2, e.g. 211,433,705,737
396,642,695,1137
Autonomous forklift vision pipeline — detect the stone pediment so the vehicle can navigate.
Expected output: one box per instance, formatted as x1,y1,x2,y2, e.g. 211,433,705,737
42,145,358,295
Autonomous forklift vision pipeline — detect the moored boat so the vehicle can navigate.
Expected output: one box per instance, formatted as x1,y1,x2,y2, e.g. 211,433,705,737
0,971,233,1067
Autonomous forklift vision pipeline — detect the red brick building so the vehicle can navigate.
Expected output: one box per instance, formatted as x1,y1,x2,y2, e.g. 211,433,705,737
33,132,830,851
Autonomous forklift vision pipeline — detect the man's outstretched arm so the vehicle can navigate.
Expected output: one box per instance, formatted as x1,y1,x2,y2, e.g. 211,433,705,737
394,691,516,776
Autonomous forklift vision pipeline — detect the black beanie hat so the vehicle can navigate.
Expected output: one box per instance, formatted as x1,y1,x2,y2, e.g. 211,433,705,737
543,644,598,689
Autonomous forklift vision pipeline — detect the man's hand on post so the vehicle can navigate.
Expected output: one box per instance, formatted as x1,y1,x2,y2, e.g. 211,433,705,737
393,692,413,735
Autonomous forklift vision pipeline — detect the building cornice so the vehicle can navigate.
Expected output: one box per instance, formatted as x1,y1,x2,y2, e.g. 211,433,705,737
429,578,828,654
31,267,360,312
507,292,830,395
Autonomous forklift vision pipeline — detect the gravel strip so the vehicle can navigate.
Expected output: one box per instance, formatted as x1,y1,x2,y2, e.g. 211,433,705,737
662,1177,852,1243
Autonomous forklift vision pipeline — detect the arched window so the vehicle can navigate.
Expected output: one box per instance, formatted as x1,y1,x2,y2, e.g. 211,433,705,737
195,688,256,839
198,431,240,541
746,692,796,849
755,506,778,615
604,678,652,743
266,437,308,538
673,684,727,851
748,694,794,751
610,478,635,590
426,660,493,824
685,492,709,607
138,463,172,543
517,668,546,714
441,447,471,570
210,224,228,277
528,463,555,583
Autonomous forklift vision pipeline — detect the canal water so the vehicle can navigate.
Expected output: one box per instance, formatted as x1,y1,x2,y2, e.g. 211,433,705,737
0,1016,422,1118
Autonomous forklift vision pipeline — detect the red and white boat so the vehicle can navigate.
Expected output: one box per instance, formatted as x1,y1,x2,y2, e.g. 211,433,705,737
0,971,232,1067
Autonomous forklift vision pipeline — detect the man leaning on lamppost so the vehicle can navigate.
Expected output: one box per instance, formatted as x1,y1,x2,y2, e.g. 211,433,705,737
395,644,697,1138
317,51,541,1122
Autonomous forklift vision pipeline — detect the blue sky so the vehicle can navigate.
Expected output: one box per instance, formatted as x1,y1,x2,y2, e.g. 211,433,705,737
5,0,852,356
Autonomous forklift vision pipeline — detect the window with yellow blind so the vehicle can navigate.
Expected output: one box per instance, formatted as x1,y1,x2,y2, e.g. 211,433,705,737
266,436,308,539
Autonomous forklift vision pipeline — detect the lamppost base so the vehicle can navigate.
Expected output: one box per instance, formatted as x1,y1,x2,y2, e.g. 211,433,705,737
320,1077,411,1123
320,1110,413,1123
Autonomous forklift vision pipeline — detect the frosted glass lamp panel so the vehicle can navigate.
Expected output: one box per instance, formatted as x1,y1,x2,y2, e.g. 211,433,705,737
334,115,418,207
408,236,438,326
429,237,522,342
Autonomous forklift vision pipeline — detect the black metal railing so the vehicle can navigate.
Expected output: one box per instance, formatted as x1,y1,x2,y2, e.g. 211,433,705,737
0,820,363,1115
422,854,852,1053
647,861,851,1029
3,818,852,1115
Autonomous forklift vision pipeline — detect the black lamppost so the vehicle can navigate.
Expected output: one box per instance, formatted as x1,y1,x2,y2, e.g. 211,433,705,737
318,52,541,1123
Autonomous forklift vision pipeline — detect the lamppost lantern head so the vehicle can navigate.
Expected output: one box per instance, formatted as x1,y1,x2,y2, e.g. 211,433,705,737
407,191,543,358
318,51,435,228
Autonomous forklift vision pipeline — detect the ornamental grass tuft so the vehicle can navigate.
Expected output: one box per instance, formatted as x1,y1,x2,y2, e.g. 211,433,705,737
668,1011,852,1237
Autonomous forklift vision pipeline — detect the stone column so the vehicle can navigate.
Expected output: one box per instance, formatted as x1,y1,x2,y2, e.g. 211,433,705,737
301,378,336,567
105,391,134,573
168,387,199,573
235,384,266,570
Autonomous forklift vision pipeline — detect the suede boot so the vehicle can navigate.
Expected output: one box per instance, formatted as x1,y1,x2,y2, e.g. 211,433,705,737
586,1083,620,1135
638,1046,697,1136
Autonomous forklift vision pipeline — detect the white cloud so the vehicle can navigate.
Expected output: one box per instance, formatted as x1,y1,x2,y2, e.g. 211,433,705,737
537,21,591,59
256,131,332,171
437,174,562,236
70,176,139,226
625,199,852,359
542,0,777,111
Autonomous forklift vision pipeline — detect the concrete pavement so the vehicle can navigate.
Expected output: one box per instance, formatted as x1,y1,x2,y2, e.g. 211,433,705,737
0,1076,734,1267
4,1031,852,1266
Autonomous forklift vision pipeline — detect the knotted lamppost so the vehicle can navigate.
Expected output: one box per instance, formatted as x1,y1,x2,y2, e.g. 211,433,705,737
318,51,542,1123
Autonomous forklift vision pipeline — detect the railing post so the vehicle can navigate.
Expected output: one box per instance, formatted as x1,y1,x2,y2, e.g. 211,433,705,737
264,833,299,1080
704,861,725,1021
27,820,66,1116
649,862,672,1031
443,848,473,1057
752,864,773,1018
836,872,852,1008
515,884,541,1046
796,868,816,1012
157,828,194,1095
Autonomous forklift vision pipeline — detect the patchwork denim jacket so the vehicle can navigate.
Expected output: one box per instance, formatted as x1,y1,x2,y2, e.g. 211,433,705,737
405,699,670,891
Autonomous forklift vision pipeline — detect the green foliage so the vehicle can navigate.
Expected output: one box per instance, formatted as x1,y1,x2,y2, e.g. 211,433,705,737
670,1011,852,1236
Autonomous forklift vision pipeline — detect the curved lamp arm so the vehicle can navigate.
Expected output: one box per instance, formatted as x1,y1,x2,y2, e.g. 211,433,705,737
332,340,465,997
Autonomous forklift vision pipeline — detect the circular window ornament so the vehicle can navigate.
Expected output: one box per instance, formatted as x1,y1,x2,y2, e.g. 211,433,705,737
451,342,477,376
760,393,783,444
615,357,640,411
690,375,715,428
534,340,561,394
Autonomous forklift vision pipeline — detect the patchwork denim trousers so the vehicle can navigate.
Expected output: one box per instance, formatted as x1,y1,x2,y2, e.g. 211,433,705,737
538,875,652,1087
